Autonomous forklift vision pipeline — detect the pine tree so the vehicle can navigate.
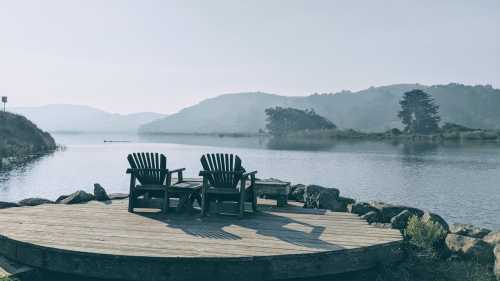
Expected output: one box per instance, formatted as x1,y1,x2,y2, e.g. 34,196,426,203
398,90,441,134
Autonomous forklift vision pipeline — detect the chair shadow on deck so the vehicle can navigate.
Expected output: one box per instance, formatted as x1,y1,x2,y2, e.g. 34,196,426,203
133,203,343,252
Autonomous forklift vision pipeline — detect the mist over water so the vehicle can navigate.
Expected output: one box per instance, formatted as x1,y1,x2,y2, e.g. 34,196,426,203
1,133,500,229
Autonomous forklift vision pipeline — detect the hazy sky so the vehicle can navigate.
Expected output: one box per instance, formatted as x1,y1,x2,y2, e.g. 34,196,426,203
1,0,499,114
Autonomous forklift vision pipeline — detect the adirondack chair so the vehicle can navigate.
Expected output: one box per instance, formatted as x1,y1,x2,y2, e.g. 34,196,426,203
199,153,257,218
126,152,185,213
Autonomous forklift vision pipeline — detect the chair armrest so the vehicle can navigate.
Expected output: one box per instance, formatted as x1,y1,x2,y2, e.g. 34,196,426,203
199,170,244,177
168,168,185,174
242,171,257,178
168,168,185,183
126,168,169,174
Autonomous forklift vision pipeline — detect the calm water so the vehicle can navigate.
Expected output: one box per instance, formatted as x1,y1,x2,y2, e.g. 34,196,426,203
1,133,500,229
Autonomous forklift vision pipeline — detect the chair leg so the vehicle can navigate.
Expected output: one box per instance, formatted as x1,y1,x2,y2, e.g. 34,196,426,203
128,182,134,213
239,187,246,218
128,195,134,213
252,189,257,212
201,194,207,217
163,191,169,214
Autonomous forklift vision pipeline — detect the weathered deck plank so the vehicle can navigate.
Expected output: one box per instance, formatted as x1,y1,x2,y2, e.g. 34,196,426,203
0,199,403,281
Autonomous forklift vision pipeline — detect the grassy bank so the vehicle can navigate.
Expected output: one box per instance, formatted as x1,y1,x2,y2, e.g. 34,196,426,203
0,112,56,169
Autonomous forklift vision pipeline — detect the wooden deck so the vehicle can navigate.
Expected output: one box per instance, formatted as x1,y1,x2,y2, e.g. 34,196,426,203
0,199,403,281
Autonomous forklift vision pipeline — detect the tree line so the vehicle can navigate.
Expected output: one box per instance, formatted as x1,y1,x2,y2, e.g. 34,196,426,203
265,89,443,136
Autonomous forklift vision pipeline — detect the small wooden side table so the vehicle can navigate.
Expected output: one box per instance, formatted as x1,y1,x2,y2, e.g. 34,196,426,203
254,180,291,207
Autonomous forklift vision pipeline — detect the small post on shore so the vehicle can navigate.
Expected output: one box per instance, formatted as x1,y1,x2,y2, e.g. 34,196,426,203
1,96,7,112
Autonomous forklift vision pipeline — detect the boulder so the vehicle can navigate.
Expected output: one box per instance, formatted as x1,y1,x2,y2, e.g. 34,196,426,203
421,211,449,232
483,231,500,246
494,245,500,281
361,211,380,224
59,190,94,204
0,201,20,209
93,183,110,201
390,210,412,230
347,202,378,216
449,223,491,238
303,185,348,211
18,198,54,206
56,195,69,203
369,201,424,222
289,184,306,202
371,223,392,229
338,196,355,206
108,193,129,200
445,233,494,263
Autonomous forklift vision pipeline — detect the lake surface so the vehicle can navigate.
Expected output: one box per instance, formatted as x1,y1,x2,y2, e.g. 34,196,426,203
1,133,500,230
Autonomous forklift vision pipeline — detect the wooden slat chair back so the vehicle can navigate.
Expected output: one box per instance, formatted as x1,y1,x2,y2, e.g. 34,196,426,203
200,153,257,218
127,153,167,185
126,152,171,213
200,153,244,189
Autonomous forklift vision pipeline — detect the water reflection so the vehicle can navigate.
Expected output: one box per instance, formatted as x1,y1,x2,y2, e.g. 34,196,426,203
266,137,337,151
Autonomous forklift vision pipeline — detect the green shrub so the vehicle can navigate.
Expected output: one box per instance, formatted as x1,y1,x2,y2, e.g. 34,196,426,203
404,215,447,252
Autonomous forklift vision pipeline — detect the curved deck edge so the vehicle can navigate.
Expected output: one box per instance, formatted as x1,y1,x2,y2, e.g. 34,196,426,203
0,234,404,281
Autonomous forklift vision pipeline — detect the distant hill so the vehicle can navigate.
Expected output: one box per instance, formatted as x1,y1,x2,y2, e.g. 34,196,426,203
139,84,500,134
11,105,165,133
0,112,56,158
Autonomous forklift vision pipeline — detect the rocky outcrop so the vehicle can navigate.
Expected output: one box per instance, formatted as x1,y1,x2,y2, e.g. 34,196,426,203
445,234,494,263
450,223,491,239
58,190,94,204
94,183,110,201
0,202,20,209
18,198,54,206
390,210,412,230
421,211,449,232
368,201,424,223
55,195,69,203
361,211,379,224
303,185,354,212
483,231,500,246
347,202,377,216
303,185,339,208
288,184,305,202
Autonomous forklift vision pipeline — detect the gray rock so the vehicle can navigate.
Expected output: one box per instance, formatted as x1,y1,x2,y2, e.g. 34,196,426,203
445,233,494,263
338,196,355,206
0,201,20,209
483,231,500,246
108,193,129,200
56,195,69,203
289,184,306,202
18,198,54,206
391,210,412,230
369,201,424,222
371,222,393,229
421,211,449,232
93,183,110,201
303,185,348,211
347,202,378,216
361,211,380,224
449,223,491,238
59,190,95,204
494,245,499,281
